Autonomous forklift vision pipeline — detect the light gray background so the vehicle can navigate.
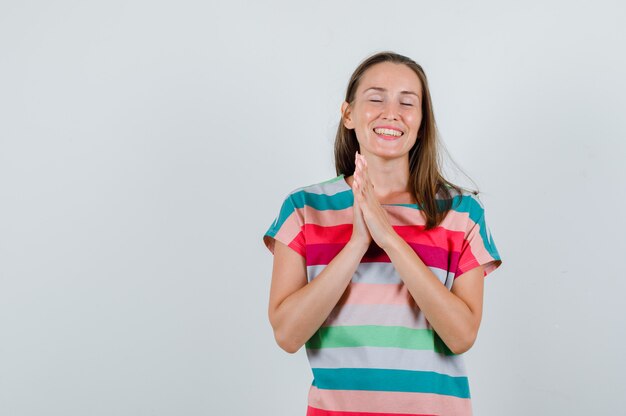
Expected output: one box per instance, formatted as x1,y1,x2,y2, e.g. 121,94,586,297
1,1,625,415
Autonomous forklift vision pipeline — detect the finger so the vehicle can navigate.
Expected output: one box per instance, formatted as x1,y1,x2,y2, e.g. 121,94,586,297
359,162,371,195
356,159,371,198
352,186,360,211
355,163,363,188
357,155,366,175
355,176,364,195
358,158,366,181
361,158,369,180
356,190,369,215
356,185,364,203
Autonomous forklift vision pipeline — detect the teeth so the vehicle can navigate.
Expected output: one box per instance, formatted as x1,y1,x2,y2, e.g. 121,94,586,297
374,128,402,137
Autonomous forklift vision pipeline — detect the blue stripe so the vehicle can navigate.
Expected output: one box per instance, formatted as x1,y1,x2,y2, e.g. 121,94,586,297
311,367,470,399
289,186,472,213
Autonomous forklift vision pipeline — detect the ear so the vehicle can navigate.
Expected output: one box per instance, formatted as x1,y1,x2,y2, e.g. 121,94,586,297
341,101,354,129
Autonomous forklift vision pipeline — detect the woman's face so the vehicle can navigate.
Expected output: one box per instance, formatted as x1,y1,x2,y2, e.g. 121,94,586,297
342,62,423,161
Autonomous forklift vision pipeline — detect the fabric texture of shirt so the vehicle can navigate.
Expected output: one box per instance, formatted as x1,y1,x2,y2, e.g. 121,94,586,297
263,174,503,416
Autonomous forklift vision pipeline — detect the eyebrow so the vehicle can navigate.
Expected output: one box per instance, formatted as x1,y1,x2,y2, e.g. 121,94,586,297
363,87,420,98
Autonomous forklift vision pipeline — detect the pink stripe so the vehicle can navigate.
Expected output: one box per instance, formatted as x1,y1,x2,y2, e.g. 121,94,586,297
338,283,414,306
270,212,305,256
307,386,472,416
302,205,352,227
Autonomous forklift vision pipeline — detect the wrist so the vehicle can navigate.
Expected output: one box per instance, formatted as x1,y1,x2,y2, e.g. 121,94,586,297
381,232,405,253
346,239,370,256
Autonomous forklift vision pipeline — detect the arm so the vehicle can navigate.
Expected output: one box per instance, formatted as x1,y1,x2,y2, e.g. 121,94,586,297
351,154,485,355
267,239,369,354
384,234,485,354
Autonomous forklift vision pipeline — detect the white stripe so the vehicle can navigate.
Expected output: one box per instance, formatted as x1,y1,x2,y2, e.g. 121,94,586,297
323,303,429,329
306,346,468,377
303,176,347,196
307,262,452,286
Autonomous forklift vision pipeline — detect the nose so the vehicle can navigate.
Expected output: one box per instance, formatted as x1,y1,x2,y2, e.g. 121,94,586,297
381,100,400,120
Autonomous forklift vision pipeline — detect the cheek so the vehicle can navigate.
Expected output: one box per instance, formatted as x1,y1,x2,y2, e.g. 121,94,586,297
357,110,378,130
362,106,378,119
408,112,423,129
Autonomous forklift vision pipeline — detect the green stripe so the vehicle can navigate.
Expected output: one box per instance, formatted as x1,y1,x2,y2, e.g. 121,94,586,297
317,175,344,185
312,367,470,398
305,325,456,355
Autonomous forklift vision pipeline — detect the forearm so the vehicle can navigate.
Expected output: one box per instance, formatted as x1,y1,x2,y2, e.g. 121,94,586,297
383,234,476,354
274,241,369,353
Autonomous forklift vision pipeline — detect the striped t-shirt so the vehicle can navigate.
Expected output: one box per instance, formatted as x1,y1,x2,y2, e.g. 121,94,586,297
263,174,503,416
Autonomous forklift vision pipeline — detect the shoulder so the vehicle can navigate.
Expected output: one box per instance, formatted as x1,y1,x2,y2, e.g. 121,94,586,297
437,185,485,218
280,175,352,214
286,174,346,195
436,184,476,202
283,175,348,201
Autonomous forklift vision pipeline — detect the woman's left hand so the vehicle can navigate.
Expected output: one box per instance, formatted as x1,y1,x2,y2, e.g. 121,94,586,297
353,153,400,251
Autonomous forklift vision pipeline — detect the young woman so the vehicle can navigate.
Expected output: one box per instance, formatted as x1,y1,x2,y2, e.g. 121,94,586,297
263,51,503,416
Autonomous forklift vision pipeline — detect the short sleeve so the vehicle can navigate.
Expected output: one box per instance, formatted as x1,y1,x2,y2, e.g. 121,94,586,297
454,195,502,279
262,191,306,258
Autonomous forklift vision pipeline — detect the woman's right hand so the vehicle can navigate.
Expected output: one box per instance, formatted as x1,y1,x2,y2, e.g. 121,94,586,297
349,154,372,250
350,188,372,250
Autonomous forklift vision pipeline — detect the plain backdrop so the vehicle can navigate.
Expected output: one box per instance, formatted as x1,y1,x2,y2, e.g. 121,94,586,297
1,1,625,415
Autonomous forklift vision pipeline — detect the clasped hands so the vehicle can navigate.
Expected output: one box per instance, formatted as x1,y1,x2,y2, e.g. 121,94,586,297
351,151,400,251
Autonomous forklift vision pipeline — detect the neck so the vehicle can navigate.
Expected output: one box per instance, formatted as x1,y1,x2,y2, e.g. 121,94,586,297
365,154,411,194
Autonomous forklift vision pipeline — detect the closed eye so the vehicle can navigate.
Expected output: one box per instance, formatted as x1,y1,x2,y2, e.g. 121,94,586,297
369,99,414,106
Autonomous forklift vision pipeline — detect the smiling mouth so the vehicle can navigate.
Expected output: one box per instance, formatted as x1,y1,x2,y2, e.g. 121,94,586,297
373,128,403,140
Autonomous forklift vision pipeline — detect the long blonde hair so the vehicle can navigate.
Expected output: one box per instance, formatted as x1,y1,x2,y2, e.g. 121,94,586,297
334,51,478,230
